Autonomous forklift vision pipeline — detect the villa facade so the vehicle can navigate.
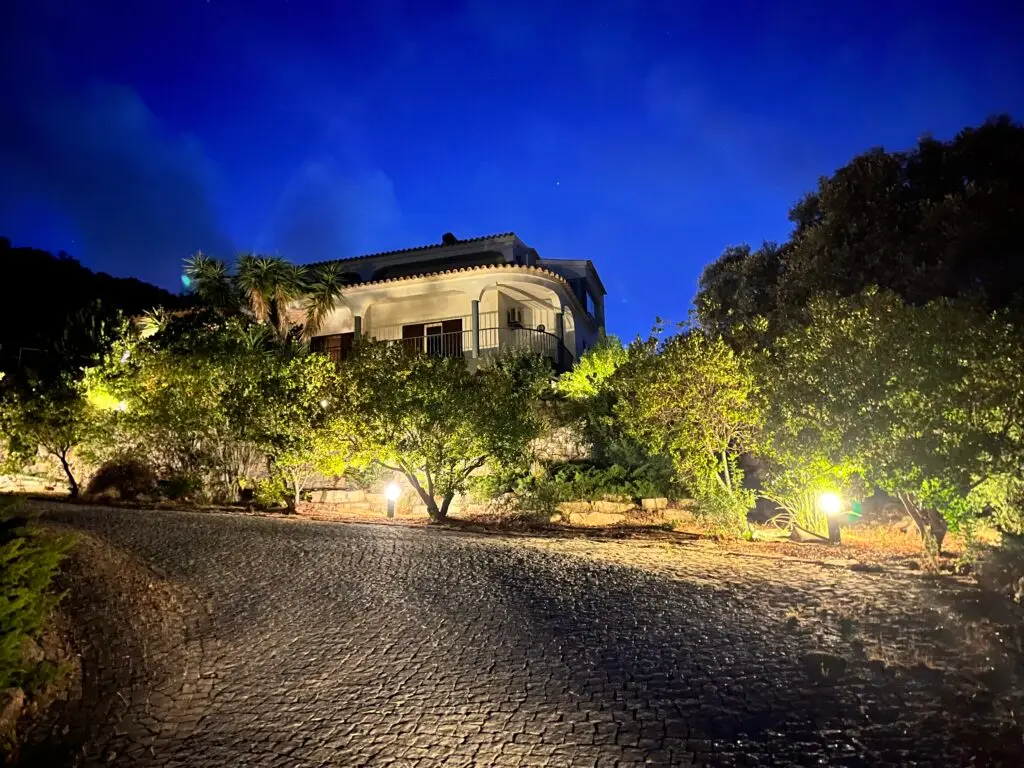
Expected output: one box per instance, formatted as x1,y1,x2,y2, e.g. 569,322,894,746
304,233,606,371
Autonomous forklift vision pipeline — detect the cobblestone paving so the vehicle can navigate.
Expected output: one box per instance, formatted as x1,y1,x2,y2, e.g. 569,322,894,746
23,504,1024,766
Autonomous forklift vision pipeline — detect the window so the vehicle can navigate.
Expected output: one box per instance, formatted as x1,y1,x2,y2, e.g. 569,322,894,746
401,319,463,358
310,332,354,362
507,307,523,327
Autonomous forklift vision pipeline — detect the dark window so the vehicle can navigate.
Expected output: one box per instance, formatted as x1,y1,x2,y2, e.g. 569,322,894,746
426,324,443,356
402,319,463,357
441,318,463,357
310,332,354,362
401,323,425,354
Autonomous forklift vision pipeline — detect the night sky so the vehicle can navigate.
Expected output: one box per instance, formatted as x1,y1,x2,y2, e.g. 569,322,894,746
2,1,1022,339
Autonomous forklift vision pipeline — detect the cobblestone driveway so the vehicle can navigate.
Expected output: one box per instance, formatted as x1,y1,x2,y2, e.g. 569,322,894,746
23,505,1024,766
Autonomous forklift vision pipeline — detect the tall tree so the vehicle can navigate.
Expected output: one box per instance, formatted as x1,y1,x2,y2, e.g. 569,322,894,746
614,328,764,535
183,253,349,341
697,116,1024,340
766,289,1024,551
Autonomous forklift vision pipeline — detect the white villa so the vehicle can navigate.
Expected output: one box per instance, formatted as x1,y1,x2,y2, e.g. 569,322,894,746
304,232,606,371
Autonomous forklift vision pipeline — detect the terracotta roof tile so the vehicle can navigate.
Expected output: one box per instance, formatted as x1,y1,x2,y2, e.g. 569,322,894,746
344,262,570,291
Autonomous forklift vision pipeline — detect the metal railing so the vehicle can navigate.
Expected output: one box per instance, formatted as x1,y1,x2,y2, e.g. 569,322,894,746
366,316,475,343
393,330,471,359
345,315,574,368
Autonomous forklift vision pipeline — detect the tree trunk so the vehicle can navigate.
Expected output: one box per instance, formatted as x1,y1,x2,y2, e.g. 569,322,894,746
423,496,442,522
289,472,302,512
58,452,79,500
436,494,454,522
898,492,948,554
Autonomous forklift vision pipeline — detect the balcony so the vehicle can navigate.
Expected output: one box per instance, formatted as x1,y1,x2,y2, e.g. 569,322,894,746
313,311,575,370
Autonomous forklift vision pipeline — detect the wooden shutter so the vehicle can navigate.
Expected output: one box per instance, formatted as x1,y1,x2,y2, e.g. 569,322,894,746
402,323,425,354
441,318,463,357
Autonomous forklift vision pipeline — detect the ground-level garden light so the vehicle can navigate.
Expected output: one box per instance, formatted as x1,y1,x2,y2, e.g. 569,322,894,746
385,482,401,518
818,491,842,544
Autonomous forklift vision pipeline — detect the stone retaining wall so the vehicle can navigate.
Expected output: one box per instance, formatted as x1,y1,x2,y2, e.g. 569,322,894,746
296,493,682,527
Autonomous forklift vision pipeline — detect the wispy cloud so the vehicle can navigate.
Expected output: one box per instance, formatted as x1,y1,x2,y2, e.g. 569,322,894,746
259,156,403,262
0,60,231,284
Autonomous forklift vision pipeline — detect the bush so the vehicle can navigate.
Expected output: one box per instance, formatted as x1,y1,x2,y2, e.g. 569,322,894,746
254,475,289,508
0,502,71,692
85,458,157,500
156,473,205,502
473,461,679,505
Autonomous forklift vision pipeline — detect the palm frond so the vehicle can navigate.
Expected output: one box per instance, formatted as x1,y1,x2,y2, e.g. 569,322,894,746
303,262,349,341
136,308,168,338
235,253,274,323
183,252,235,310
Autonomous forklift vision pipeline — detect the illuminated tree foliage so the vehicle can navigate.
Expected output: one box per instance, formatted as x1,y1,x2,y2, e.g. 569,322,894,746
337,342,550,522
767,290,1024,550
85,314,345,502
0,378,95,499
614,328,764,535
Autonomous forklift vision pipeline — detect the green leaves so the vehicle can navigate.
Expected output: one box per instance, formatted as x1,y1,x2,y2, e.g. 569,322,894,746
765,289,1024,537
335,342,548,520
614,327,763,534
182,252,347,343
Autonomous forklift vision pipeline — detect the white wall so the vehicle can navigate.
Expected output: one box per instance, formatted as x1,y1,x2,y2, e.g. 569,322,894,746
364,292,473,338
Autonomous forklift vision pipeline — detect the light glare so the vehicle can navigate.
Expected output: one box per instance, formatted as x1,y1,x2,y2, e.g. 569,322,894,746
385,482,401,502
818,491,842,516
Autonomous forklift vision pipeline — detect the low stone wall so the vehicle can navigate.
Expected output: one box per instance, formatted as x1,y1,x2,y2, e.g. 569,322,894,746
296,492,682,527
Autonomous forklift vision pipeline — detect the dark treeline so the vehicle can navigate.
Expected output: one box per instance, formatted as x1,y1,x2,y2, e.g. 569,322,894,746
0,238,182,383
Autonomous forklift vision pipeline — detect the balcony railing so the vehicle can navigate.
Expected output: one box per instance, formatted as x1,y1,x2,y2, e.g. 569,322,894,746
409,328,573,368
315,312,575,369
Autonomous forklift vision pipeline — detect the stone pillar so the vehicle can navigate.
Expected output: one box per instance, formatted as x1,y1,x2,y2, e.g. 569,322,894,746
471,300,480,358
554,311,565,368
353,315,362,339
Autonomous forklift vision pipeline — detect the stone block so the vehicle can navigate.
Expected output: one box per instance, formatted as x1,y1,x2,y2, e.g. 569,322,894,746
642,497,669,511
594,500,635,515
567,511,626,527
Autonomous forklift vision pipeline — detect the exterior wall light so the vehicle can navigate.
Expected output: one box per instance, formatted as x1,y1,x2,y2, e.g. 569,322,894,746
385,482,401,518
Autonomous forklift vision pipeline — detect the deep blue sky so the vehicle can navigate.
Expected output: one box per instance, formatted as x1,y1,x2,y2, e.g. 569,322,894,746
2,0,1022,339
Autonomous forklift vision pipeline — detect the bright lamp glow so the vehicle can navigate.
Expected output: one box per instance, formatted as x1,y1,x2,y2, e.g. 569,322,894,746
385,483,401,502
818,492,842,516
115,401,128,412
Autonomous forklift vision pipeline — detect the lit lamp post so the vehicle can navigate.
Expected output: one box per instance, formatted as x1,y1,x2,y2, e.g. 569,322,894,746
385,482,401,519
818,491,842,544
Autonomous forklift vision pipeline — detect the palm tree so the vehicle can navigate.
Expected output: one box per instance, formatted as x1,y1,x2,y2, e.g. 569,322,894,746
183,252,347,344
234,255,309,340
183,252,236,311
302,262,350,341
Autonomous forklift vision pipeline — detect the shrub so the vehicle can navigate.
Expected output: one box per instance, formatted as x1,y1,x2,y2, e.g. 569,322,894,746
515,478,565,523
254,475,289,508
0,502,72,692
85,458,157,500
156,473,205,502
473,461,679,505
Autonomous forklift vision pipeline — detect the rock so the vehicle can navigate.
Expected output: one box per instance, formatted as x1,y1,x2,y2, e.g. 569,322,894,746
0,687,25,736
642,497,669,511
19,637,44,666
